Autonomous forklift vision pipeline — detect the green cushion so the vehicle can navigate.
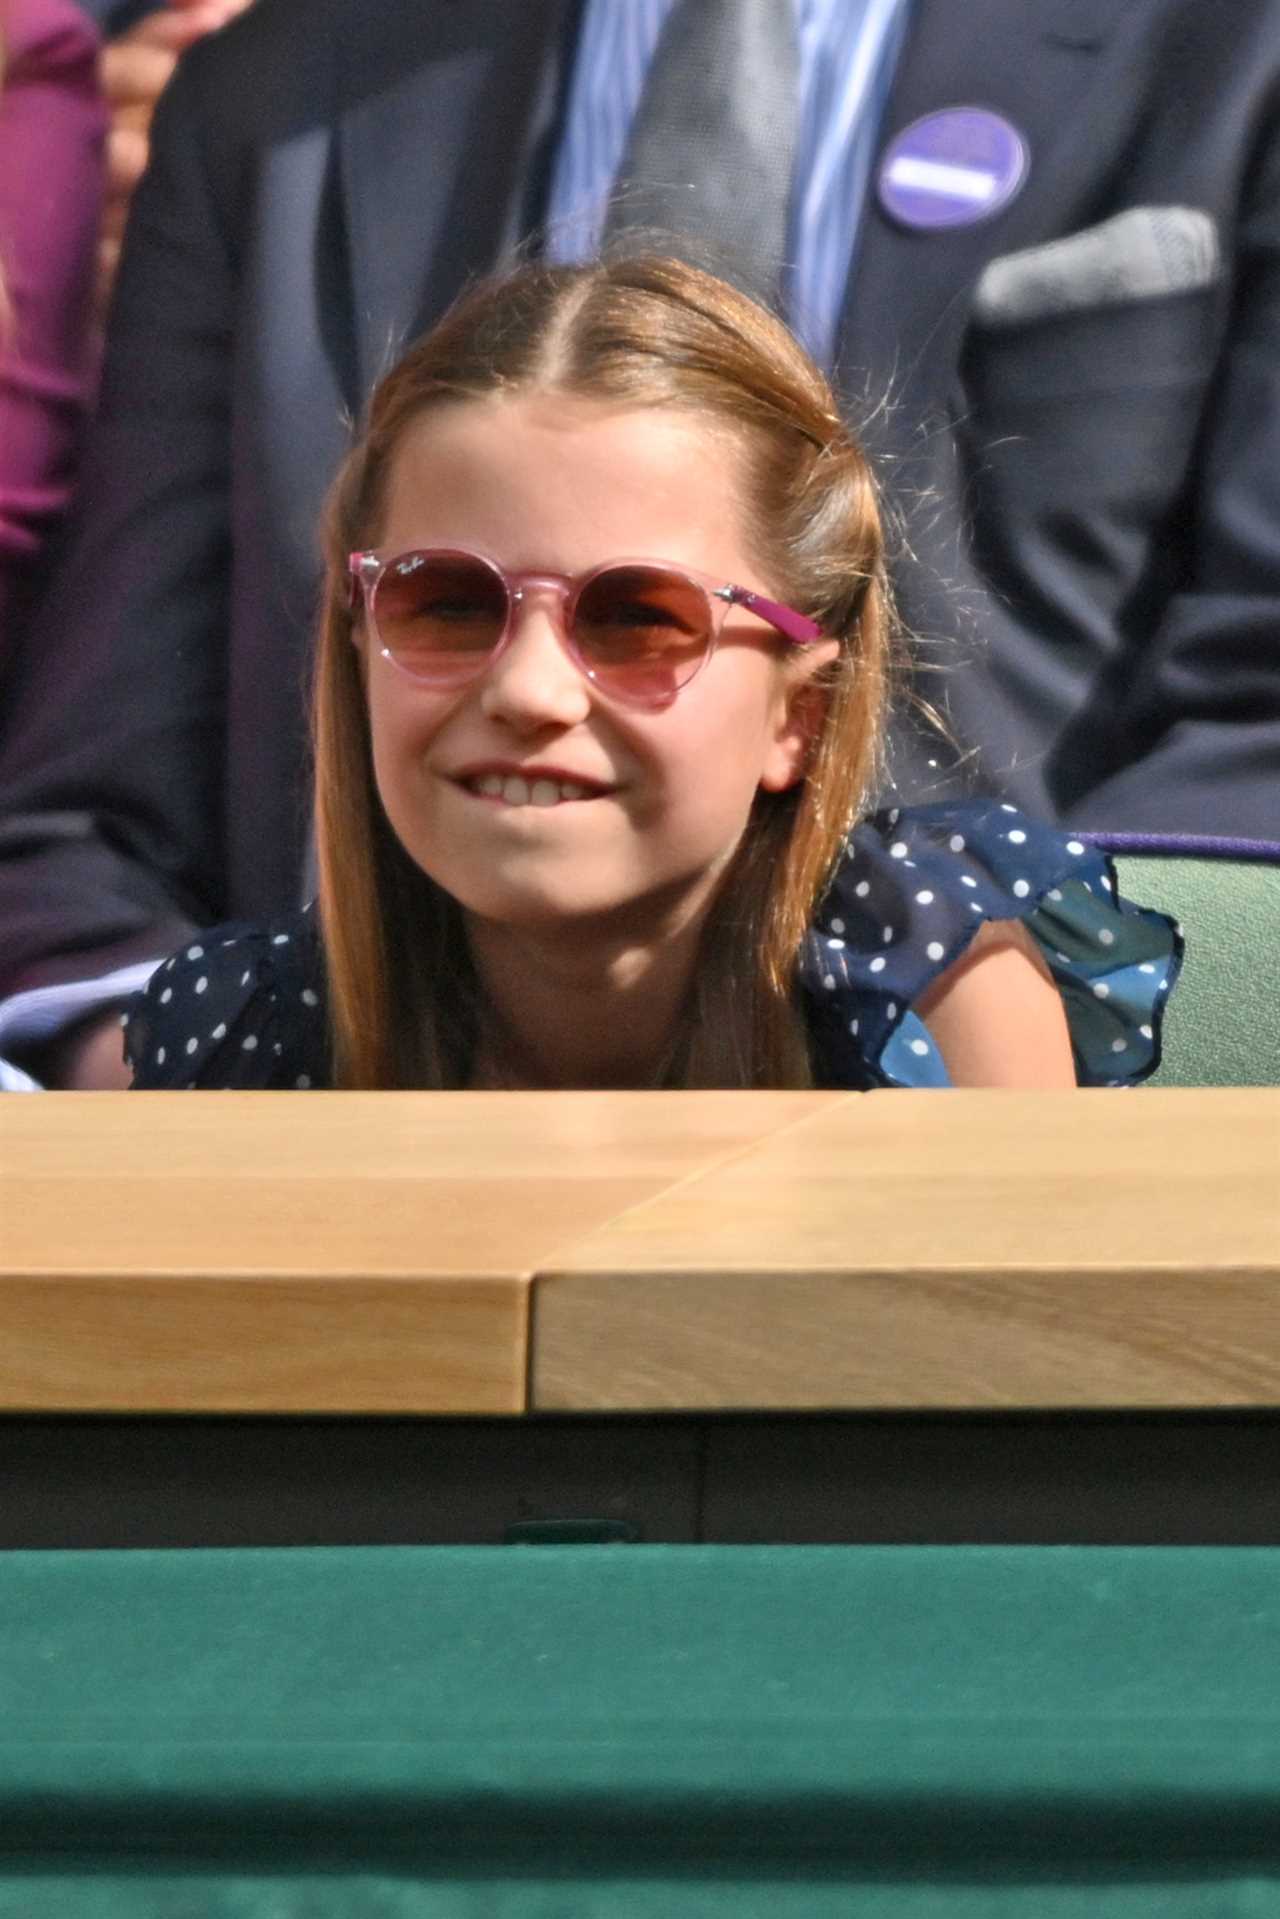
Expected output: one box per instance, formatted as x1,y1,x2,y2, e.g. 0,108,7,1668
3,1544,1280,1913
1113,855,1280,1086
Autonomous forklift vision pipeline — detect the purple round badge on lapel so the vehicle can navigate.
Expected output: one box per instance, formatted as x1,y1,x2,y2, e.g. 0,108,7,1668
878,107,1029,231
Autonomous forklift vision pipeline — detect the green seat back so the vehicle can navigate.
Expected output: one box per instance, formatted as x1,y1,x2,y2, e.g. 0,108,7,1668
1112,853,1280,1087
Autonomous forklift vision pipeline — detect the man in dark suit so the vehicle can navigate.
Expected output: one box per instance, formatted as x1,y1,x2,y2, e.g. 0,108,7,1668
2,0,1279,1085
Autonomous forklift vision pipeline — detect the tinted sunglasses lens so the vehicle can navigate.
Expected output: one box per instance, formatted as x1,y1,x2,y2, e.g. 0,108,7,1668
574,565,712,701
373,553,507,679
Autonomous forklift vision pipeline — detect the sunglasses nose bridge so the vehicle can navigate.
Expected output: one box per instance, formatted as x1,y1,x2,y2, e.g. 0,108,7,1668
505,573,578,653
509,572,572,610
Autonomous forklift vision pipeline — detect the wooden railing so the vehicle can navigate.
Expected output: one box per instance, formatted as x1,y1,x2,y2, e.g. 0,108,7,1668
2,1089,1277,1414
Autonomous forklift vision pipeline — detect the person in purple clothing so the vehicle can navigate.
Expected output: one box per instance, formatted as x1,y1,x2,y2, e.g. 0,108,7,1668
125,258,1181,1093
0,0,106,653
0,0,247,663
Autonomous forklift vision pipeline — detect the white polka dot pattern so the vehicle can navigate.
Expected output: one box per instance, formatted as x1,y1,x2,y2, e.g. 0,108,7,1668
796,798,1181,1091
121,911,331,1090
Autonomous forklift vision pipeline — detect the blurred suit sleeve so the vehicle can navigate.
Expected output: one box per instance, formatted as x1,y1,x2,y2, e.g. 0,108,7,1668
0,47,231,1005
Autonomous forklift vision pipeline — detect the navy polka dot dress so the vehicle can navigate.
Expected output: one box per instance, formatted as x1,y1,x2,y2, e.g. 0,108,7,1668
124,801,1183,1090
799,799,1181,1087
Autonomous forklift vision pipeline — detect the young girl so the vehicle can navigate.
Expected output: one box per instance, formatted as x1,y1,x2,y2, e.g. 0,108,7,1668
125,256,1179,1092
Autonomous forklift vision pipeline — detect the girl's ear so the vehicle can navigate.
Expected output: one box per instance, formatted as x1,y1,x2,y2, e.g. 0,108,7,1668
758,641,840,792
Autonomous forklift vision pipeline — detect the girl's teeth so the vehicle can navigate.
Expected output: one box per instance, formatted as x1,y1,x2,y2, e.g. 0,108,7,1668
470,775,598,805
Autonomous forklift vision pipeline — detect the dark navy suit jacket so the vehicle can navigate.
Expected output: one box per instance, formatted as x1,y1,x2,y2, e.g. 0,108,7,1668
2,0,1278,1001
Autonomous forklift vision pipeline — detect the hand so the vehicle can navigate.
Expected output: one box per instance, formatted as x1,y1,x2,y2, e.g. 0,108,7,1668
48,1009,135,1090
96,0,254,326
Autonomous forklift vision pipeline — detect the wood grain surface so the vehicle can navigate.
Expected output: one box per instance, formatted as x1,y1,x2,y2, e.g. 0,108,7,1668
533,1089,1280,1411
0,1091,832,1411
4,1089,1276,1414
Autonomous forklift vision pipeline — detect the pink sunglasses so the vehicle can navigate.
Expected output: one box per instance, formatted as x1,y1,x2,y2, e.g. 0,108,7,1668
348,547,825,707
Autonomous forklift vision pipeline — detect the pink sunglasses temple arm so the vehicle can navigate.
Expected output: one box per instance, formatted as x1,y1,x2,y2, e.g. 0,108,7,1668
728,587,825,647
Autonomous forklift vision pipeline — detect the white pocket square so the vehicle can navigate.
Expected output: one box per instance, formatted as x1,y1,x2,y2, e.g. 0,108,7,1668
974,206,1221,326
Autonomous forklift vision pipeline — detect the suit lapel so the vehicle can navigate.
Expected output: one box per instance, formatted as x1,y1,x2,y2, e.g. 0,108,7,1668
338,0,576,401
841,0,1147,421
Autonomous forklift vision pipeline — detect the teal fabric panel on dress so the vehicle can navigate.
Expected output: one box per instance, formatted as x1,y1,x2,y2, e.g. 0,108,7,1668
2,1545,1280,1912
1114,856,1280,1087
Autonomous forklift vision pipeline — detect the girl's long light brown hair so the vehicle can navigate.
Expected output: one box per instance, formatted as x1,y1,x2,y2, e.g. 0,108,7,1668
313,255,898,1088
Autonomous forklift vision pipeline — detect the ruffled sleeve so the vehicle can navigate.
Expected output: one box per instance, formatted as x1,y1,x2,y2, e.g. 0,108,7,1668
798,801,1183,1089
124,909,328,1089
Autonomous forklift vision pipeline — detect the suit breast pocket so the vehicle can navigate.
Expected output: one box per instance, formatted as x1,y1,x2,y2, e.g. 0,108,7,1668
963,280,1224,405
956,286,1226,571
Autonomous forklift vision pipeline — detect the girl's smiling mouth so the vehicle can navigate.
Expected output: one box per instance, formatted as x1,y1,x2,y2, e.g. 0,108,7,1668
452,761,617,807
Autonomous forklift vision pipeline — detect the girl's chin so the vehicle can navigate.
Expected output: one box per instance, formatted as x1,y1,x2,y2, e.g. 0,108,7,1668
458,893,634,934
448,876,687,943
420,853,727,943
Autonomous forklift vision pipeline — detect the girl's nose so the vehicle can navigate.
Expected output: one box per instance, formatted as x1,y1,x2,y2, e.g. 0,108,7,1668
477,595,593,731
